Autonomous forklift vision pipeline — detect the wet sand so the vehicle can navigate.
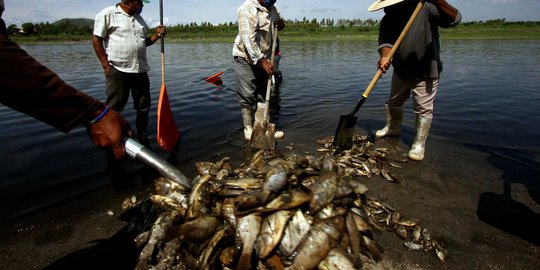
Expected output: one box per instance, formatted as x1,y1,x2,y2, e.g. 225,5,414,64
1,137,539,270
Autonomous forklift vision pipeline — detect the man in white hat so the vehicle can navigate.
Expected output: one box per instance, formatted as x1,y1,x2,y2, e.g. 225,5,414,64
371,0,461,161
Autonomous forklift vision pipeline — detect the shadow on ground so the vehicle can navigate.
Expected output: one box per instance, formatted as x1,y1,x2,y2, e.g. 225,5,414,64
469,144,540,246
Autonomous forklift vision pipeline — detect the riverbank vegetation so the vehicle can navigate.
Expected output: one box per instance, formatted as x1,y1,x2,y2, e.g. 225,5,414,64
9,18,540,44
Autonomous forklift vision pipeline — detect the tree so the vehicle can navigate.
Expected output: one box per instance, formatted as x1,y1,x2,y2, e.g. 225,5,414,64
7,24,17,35
21,22,34,35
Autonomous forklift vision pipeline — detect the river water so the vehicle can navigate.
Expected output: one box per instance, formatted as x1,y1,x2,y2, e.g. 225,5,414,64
0,40,539,222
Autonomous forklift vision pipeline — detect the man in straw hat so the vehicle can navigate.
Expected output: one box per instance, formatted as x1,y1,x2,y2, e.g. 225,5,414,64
371,0,461,161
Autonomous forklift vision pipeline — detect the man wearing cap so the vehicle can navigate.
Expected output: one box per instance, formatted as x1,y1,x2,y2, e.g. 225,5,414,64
233,0,285,140
369,0,461,161
93,0,165,148
0,0,132,159
93,0,165,184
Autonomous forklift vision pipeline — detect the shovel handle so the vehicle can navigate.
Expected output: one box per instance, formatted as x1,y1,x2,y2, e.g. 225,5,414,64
263,24,279,118
351,0,425,115
125,138,191,191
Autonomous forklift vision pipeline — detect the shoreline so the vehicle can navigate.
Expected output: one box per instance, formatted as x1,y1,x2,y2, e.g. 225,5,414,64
10,25,540,44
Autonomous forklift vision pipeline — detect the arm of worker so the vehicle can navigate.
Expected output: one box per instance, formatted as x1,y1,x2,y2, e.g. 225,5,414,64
276,18,285,31
0,37,132,158
145,25,166,46
427,0,461,27
238,7,274,75
87,107,132,159
92,35,110,76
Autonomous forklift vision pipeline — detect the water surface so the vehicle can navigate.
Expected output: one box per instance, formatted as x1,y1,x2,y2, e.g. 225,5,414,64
0,40,539,221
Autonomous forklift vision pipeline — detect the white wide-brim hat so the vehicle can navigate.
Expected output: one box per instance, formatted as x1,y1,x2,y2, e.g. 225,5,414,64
368,0,405,12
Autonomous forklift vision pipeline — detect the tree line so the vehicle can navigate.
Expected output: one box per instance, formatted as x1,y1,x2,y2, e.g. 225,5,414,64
7,17,538,36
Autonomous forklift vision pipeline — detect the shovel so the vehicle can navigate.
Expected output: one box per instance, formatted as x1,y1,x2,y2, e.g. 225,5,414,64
125,138,191,191
333,0,425,149
250,24,279,150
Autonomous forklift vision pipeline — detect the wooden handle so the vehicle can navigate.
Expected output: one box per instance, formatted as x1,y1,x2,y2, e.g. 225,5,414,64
361,0,425,99
263,24,279,117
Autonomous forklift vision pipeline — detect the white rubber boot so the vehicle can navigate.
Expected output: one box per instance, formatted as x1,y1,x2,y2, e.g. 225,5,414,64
408,115,432,161
274,130,284,139
375,104,403,139
241,107,253,140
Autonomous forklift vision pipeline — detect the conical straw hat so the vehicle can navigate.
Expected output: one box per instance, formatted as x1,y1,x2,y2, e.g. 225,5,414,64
368,0,405,12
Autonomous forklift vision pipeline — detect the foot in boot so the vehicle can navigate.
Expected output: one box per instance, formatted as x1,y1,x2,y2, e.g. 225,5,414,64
408,146,425,161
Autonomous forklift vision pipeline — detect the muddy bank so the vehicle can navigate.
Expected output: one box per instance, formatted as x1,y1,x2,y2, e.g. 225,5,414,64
0,137,539,270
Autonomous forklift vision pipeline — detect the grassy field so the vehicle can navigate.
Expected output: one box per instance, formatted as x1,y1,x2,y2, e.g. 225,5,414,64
11,23,540,44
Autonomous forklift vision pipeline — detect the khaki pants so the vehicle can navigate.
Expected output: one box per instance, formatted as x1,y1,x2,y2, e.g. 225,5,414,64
387,72,439,119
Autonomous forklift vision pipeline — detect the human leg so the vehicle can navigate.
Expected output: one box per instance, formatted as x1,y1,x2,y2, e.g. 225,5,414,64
235,57,257,140
131,73,151,146
375,72,411,138
408,78,438,161
105,66,130,113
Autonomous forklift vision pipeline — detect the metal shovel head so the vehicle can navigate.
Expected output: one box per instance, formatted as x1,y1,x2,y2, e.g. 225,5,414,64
332,114,358,149
250,121,276,150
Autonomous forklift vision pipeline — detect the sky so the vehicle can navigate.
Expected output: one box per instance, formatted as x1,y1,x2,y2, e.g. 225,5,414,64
2,0,539,27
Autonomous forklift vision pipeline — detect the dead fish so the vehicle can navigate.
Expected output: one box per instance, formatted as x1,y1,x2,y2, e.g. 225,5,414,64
279,209,311,257
404,241,423,251
219,245,238,267
136,212,175,270
381,168,398,183
267,158,296,173
285,215,346,270
194,161,218,176
387,161,403,168
346,212,362,265
309,158,338,213
347,179,369,195
197,227,226,267
222,177,263,190
178,216,221,242
246,149,268,175
221,198,237,231
395,225,408,239
263,254,285,270
314,204,336,221
258,165,289,202
412,226,422,242
256,210,294,259
397,219,419,227
150,195,186,215
187,174,211,219
318,248,359,270
235,213,262,270
432,239,447,262
247,190,310,214
361,235,384,261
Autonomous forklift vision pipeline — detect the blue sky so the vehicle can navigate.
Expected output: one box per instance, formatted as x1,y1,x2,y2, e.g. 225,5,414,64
2,0,539,27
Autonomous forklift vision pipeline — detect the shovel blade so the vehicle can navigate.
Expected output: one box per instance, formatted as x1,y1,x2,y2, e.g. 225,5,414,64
250,122,276,150
332,114,357,149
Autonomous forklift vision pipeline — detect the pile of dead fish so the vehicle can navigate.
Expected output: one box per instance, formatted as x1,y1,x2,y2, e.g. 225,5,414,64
124,135,446,270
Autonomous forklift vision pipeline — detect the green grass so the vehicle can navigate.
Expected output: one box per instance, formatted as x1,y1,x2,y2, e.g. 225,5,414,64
10,24,540,44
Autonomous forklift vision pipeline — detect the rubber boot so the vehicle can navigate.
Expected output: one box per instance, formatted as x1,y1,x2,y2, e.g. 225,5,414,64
136,109,150,147
408,115,432,161
241,107,253,140
375,104,403,139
